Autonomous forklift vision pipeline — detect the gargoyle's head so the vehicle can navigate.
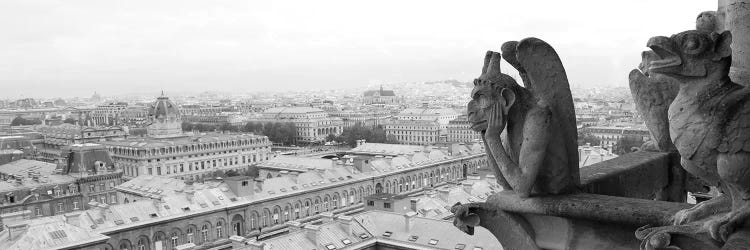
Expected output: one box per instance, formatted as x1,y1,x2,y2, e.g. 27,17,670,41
642,30,732,81
467,51,519,132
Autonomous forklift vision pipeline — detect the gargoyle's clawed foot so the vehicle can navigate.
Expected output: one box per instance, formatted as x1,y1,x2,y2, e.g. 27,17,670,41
673,195,730,225
451,202,486,235
636,223,722,250
706,203,750,242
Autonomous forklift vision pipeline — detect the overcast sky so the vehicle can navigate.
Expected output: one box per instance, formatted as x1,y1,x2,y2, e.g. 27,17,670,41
0,0,716,98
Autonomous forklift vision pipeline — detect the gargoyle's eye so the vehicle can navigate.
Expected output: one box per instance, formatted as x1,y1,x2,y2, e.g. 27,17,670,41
682,34,706,55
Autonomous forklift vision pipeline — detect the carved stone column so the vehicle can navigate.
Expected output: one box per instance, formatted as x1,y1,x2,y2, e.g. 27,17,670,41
719,0,750,84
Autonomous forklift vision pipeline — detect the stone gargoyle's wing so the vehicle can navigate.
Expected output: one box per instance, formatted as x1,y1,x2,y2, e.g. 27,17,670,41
718,89,750,154
628,67,678,152
503,38,579,176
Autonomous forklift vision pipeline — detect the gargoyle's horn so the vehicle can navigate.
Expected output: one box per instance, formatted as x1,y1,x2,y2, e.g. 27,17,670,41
482,51,493,74
486,51,503,76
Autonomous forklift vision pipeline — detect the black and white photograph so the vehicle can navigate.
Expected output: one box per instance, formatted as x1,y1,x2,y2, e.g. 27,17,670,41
0,0,748,249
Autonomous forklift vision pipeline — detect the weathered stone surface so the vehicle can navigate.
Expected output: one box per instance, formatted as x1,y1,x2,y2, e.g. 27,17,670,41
580,151,670,199
721,0,750,85
466,38,578,198
635,14,750,246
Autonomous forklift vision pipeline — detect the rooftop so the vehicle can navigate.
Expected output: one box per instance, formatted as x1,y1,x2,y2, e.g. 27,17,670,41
0,214,109,250
100,133,268,149
263,107,326,114
0,159,75,191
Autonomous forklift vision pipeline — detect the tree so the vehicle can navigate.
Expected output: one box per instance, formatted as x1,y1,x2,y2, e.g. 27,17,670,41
614,136,644,155
243,121,298,145
63,118,77,125
335,123,398,147
578,132,600,146
10,116,42,126
219,123,238,132
181,121,193,131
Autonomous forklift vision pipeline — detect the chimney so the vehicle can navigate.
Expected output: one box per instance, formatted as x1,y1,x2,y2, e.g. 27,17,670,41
462,182,473,194
410,199,418,212
7,223,29,241
352,157,371,173
404,211,417,232
229,235,247,249
65,213,81,227
245,239,266,250
285,221,303,233
320,212,335,223
0,210,31,231
437,188,450,201
303,224,321,247
337,215,353,235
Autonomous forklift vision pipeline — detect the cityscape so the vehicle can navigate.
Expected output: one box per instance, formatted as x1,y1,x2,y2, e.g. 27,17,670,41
2,0,746,250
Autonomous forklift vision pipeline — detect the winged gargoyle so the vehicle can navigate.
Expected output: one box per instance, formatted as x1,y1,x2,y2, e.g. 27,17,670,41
632,27,750,247
452,38,579,249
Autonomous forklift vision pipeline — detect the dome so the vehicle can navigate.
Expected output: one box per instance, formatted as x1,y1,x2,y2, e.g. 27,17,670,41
149,94,180,120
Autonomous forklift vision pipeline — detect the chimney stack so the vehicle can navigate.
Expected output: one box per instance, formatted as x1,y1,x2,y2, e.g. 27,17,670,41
462,182,473,194
320,212,335,223
285,221,303,233
245,239,266,250
404,211,417,232
229,235,247,249
65,213,81,227
337,215,353,235
7,223,29,241
410,199,418,212
304,224,321,247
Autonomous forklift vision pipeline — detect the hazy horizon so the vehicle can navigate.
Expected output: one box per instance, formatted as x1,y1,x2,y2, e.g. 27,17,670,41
1,0,715,98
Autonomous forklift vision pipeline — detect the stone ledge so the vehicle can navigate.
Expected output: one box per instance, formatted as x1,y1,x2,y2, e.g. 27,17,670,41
488,191,691,226
579,151,672,199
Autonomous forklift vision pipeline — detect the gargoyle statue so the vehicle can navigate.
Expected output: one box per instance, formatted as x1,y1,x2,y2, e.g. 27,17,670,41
452,38,578,250
633,28,750,246
467,38,579,197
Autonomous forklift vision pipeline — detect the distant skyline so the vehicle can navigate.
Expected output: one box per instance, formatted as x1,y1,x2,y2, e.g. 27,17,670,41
1,0,715,98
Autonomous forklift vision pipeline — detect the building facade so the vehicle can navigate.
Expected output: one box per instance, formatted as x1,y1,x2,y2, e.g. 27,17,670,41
363,86,400,105
446,115,482,143
385,120,441,145
102,133,272,181
33,123,128,163
252,107,343,143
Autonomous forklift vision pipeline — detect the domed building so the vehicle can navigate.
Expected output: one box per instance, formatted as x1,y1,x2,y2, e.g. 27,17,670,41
147,92,183,138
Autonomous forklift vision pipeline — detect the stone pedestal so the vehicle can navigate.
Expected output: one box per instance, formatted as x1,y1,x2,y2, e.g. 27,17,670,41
720,0,750,84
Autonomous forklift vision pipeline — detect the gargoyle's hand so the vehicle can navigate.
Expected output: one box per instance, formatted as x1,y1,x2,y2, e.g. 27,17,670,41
486,102,505,141
451,202,482,235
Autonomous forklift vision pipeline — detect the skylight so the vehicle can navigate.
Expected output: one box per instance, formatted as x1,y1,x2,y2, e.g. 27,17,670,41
383,231,392,237
408,235,419,242
455,243,466,250
49,230,67,239
428,239,439,245
341,239,352,245
359,233,369,239
149,213,158,218
325,244,337,250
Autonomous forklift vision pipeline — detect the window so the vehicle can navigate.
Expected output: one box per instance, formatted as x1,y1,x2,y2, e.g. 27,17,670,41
110,194,117,204
383,202,391,209
428,239,439,245
73,201,79,210
325,244,337,250
382,231,392,237
171,232,179,247
455,244,466,250
408,235,419,242
57,202,64,212
137,239,146,250
187,228,194,243
472,247,483,250
35,207,41,216
216,221,223,238
109,181,115,188
89,184,95,192
342,239,352,245
367,201,374,206
201,225,209,242
100,196,107,204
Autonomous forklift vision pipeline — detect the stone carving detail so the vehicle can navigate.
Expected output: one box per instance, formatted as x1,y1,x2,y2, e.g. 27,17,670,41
632,22,750,248
454,38,577,249
465,38,579,197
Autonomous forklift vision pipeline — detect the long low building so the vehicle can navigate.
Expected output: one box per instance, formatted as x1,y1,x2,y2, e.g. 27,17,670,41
0,142,488,250
101,133,272,181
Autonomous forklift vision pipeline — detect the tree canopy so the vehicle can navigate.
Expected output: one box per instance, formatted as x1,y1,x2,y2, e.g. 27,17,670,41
328,123,397,147
10,116,42,126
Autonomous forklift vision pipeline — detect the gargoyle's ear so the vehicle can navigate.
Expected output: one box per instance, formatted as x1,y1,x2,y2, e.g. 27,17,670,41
713,31,732,61
500,88,516,114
